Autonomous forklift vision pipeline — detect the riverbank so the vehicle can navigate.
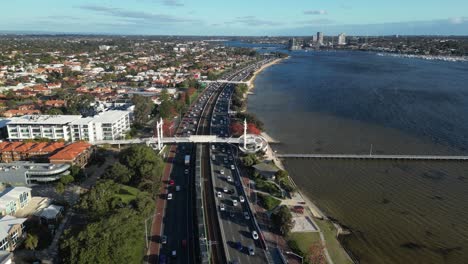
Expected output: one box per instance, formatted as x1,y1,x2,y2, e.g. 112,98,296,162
241,57,353,264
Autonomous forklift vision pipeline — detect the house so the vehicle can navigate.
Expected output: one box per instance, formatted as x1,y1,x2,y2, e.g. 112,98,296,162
49,141,93,167
0,187,31,216
0,215,27,251
0,142,65,163
252,162,280,181
38,204,64,224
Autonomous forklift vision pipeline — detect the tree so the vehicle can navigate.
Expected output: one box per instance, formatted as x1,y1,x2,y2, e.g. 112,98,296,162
131,95,154,126
56,182,65,194
60,175,75,185
247,123,261,134
271,205,294,235
102,162,133,184
45,108,64,115
25,233,39,250
230,122,244,136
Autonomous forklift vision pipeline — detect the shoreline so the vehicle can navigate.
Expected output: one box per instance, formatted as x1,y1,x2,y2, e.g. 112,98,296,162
243,56,354,263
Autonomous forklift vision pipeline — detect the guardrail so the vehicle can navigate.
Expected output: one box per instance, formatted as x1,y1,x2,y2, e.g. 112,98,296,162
195,144,210,264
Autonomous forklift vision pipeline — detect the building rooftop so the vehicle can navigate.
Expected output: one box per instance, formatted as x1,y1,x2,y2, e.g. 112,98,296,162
49,141,92,161
7,115,82,125
0,187,31,211
91,110,130,123
0,215,27,240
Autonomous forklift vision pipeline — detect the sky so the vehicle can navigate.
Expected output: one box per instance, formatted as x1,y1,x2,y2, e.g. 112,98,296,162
1,0,467,36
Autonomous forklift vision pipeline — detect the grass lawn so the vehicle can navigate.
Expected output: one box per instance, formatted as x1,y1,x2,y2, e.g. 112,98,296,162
115,185,140,204
314,219,353,264
257,193,281,211
288,231,322,254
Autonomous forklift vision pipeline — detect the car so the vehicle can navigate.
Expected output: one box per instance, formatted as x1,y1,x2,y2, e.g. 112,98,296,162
171,250,177,258
184,169,189,174
252,231,259,240
220,204,225,211
227,175,232,182
248,245,255,256
229,156,233,161
159,254,167,264
182,239,187,248
230,165,235,170
220,169,224,175
161,235,167,244
235,241,243,251
167,193,173,200
217,191,222,198
169,179,175,186
223,187,228,193
239,196,245,203
176,186,181,192
244,212,250,220
232,199,238,206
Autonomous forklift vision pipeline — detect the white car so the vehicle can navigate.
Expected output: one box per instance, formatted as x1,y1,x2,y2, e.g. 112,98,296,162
220,204,225,211
232,199,238,206
230,165,235,170
252,231,259,240
217,191,222,198
239,196,245,203
227,175,233,182
220,170,224,175
167,193,173,200
223,187,228,193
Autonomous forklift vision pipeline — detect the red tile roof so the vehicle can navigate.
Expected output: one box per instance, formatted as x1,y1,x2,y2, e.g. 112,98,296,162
49,142,92,161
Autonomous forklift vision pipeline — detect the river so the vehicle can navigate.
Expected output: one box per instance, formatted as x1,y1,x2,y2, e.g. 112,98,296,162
237,44,468,263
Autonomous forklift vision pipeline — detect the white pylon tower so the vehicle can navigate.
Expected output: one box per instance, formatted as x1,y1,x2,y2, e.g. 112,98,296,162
243,118,247,149
156,118,164,150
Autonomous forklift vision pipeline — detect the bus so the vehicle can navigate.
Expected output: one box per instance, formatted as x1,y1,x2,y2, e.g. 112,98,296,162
184,155,190,166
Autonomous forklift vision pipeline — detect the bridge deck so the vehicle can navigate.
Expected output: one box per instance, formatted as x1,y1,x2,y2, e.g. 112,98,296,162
276,154,468,161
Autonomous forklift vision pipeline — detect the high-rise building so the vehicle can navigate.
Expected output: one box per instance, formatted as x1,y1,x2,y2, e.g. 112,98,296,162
288,38,300,50
338,33,346,45
317,32,324,46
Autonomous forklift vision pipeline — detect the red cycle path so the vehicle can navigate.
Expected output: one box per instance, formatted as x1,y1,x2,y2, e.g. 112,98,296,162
147,145,176,263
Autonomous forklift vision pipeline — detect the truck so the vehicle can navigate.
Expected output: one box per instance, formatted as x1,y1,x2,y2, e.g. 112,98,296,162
184,155,190,166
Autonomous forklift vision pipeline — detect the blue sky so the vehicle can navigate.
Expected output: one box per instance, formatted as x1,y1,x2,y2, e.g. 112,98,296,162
1,0,467,35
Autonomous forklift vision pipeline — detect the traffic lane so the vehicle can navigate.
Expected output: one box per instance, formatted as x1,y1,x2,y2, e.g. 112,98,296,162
212,154,265,263
161,144,191,263
212,156,255,264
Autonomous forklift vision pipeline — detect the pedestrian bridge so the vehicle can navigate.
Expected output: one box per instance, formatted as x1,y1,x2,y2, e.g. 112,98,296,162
276,154,468,161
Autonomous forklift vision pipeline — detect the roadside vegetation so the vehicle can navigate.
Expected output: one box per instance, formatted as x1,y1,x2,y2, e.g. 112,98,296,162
59,145,163,263
257,193,281,210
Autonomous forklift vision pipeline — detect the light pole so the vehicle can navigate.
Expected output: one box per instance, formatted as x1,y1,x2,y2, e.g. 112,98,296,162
285,251,304,264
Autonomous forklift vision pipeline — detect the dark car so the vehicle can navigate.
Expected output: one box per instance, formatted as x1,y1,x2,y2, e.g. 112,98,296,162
159,254,167,264
235,241,242,251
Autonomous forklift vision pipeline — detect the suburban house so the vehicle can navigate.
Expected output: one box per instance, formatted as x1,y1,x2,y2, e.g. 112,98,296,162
0,215,27,251
0,187,32,216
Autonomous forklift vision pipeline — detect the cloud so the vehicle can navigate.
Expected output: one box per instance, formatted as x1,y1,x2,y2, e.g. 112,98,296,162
231,16,280,26
304,10,327,15
77,4,198,24
299,19,335,25
162,0,184,7
449,17,468,24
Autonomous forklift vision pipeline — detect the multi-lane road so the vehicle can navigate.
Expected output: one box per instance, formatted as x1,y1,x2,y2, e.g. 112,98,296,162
153,57,277,264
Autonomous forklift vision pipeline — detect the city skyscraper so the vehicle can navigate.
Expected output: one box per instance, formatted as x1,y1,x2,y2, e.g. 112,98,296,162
288,38,300,50
317,32,324,46
338,33,346,45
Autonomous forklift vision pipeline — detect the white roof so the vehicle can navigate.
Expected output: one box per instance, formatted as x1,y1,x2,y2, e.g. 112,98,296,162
39,204,63,219
0,187,31,210
92,110,129,124
0,215,26,240
7,115,82,125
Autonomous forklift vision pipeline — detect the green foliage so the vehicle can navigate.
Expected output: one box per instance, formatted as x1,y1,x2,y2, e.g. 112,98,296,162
45,108,64,115
131,95,154,126
272,205,294,236
255,178,282,198
119,145,164,194
103,162,134,184
56,182,65,194
242,153,259,167
25,233,39,250
60,208,146,264
60,175,75,185
257,193,281,211
275,170,296,193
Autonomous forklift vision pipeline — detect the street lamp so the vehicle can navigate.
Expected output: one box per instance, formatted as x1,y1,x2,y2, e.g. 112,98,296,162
144,215,154,250
285,251,304,264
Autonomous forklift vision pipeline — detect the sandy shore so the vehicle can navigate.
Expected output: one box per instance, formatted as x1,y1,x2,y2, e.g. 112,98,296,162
246,57,287,93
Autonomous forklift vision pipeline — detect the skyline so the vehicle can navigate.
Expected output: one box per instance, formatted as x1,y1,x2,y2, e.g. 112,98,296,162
1,0,468,36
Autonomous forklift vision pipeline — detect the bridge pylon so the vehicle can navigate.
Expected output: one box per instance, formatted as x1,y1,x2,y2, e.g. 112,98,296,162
156,118,164,150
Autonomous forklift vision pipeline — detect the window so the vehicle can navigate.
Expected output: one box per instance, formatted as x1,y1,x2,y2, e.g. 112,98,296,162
0,238,8,251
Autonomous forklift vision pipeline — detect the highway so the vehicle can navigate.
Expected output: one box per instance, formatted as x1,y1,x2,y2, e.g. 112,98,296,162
154,57,276,264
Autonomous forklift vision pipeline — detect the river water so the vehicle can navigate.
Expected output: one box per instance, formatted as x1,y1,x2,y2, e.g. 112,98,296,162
245,48,468,263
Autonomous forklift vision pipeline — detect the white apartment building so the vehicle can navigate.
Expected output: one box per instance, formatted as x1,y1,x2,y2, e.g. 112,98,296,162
5,110,131,143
